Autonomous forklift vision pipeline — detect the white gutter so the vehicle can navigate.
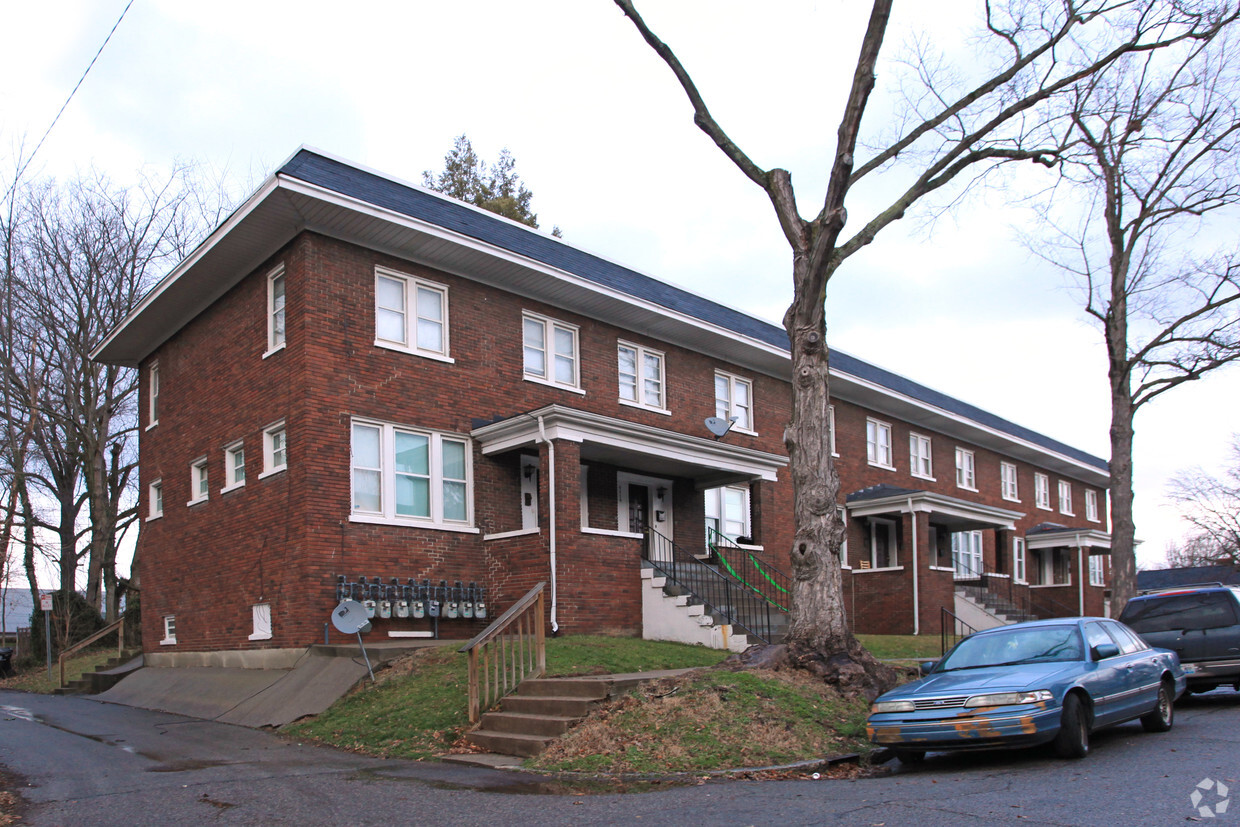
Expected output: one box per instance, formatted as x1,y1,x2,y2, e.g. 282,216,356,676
1077,534,1084,617
907,497,920,636
536,416,558,633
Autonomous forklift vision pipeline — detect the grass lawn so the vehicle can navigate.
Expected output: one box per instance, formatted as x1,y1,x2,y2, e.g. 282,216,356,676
0,649,117,695
284,636,727,761
858,634,943,660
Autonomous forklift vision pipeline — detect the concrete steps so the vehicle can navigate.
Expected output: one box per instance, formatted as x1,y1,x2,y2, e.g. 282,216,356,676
54,649,143,696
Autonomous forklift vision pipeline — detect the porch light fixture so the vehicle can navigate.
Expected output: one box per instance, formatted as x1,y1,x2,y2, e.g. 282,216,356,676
656,486,667,500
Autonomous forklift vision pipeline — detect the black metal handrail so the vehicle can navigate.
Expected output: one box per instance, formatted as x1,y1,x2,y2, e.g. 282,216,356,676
940,606,977,656
644,525,782,644
706,527,791,612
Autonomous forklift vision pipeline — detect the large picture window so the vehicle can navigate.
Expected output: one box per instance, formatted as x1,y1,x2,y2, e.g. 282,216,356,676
351,419,473,529
374,268,450,360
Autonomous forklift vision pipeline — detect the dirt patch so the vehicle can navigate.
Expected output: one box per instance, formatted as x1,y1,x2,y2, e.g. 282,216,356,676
0,767,29,825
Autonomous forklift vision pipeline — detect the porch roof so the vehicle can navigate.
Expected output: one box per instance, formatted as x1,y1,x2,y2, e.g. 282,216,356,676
845,484,1025,531
1026,522,1112,552
471,404,788,489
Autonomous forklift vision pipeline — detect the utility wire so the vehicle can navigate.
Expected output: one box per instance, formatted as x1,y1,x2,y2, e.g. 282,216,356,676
1,0,136,208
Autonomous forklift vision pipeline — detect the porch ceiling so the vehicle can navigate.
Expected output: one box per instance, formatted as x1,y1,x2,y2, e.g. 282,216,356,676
472,404,788,489
845,487,1025,531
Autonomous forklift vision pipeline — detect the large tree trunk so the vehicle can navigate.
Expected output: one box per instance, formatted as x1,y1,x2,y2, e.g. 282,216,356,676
1107,338,1137,616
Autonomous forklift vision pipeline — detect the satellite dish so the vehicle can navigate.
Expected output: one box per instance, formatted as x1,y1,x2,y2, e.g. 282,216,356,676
704,416,739,439
331,600,369,634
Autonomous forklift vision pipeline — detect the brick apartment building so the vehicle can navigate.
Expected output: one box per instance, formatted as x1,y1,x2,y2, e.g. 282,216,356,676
93,148,1111,655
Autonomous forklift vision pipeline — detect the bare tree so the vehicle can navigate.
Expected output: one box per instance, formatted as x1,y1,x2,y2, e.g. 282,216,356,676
612,0,1238,693
1027,21,1240,614
1165,436,1240,566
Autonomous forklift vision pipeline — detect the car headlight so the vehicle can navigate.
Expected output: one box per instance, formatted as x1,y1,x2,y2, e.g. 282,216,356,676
963,690,1054,708
871,700,916,713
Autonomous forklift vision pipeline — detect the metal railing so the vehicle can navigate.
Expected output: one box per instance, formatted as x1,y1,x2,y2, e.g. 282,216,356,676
58,614,129,688
706,527,791,612
940,606,977,656
459,582,546,723
644,525,783,644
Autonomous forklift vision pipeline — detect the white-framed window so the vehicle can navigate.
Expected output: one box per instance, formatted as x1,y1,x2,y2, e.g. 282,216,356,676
266,264,286,355
705,485,750,542
147,362,160,428
1058,480,1074,515
1085,489,1099,522
910,433,933,480
350,419,474,530
1013,536,1027,584
617,341,666,412
148,480,163,520
374,267,451,360
714,371,754,433
1089,554,1105,587
188,457,209,506
261,421,287,478
952,530,984,579
829,406,838,456
1034,472,1051,510
523,311,579,390
955,448,976,490
249,603,272,641
223,441,245,492
1000,462,1020,502
161,615,177,645
866,418,894,469
867,517,898,569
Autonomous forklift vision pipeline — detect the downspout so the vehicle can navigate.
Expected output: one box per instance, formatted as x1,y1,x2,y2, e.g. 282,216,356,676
907,497,920,636
1076,534,1084,618
536,416,558,633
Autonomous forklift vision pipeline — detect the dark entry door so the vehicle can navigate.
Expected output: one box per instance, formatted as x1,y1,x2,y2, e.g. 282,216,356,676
628,484,649,533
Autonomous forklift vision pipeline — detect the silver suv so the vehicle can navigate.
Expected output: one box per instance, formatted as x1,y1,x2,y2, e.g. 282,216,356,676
1120,585,1240,694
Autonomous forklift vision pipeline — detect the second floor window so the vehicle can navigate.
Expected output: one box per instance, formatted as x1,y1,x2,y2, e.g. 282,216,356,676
1035,472,1050,509
224,442,245,491
189,458,209,505
149,480,163,519
267,265,286,352
148,363,160,427
866,418,893,468
523,312,579,390
617,342,666,411
1001,462,1019,501
263,421,287,476
955,448,976,489
910,434,933,479
1086,489,1099,522
714,371,753,432
375,268,449,359
1059,480,1074,515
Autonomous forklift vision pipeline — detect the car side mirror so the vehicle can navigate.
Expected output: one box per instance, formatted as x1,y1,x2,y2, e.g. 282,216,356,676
1092,643,1119,660
920,660,938,676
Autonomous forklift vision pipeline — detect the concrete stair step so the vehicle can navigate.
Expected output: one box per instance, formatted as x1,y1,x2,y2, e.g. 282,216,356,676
467,730,555,758
479,711,578,737
501,695,598,717
516,678,610,700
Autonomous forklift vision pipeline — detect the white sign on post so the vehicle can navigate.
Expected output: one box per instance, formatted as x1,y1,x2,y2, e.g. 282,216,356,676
40,594,53,612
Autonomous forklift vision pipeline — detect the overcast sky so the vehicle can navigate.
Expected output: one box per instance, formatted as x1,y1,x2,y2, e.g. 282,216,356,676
2,0,1236,577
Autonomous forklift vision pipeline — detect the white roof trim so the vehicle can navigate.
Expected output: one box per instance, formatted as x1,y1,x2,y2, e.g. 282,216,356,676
472,404,788,483
1026,528,1112,551
846,490,1024,530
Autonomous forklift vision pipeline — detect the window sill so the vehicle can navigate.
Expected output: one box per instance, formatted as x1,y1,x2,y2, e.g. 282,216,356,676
1014,579,1028,586
262,342,286,360
928,565,955,573
145,422,158,432
1059,511,1075,517
186,498,208,508
618,398,671,416
730,425,759,437
220,482,246,495
1030,582,1072,589
911,473,936,483
581,526,642,539
248,632,273,641
867,461,897,472
349,513,480,534
1086,515,1101,523
374,339,455,364
159,638,177,646
956,484,978,493
145,513,163,523
987,572,1011,579
484,527,541,541
258,466,287,481
523,375,585,395
1035,504,1052,511
1002,496,1022,504
852,566,904,574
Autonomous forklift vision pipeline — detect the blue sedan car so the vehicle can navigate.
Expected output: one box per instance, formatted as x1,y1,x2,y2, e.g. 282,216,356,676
867,617,1186,762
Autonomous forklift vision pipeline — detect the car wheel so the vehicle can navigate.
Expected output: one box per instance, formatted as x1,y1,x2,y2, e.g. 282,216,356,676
1141,681,1175,733
1054,693,1090,759
894,749,925,764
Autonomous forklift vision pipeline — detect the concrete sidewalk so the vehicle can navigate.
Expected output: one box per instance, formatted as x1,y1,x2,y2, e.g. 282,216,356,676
96,642,442,727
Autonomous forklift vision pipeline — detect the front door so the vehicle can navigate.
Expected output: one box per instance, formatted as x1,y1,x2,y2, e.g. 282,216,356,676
628,484,648,533
618,472,674,563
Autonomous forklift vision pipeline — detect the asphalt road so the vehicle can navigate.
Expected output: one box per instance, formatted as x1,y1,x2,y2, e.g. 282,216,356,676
2,687,1237,826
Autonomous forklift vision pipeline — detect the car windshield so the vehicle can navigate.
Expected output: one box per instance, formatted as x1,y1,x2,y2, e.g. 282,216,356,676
939,625,1084,671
